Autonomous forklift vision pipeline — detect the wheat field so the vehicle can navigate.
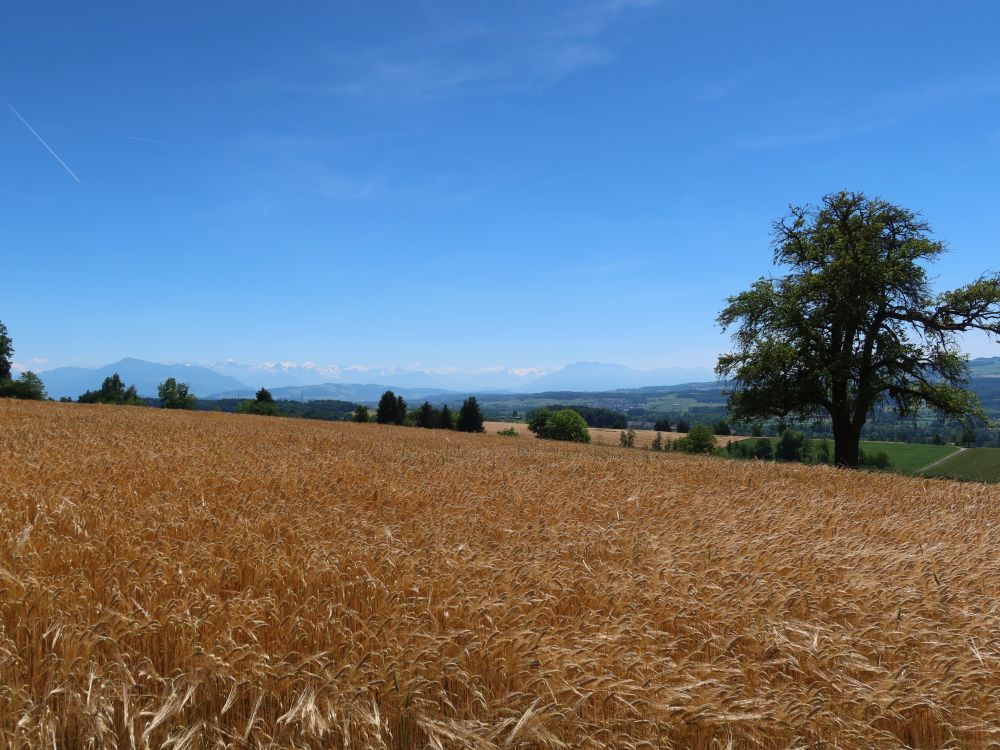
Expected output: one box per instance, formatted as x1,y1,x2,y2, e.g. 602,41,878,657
2,400,1000,748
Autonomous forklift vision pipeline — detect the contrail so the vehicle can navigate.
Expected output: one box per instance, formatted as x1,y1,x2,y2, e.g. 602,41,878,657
6,101,81,183
126,135,189,149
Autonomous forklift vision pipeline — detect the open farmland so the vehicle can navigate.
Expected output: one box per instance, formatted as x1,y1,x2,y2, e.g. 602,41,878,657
3,401,1000,747
483,421,745,448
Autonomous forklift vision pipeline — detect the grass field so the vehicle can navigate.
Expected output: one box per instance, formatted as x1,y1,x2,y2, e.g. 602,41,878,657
921,447,1000,483
736,437,967,476
4,400,1000,747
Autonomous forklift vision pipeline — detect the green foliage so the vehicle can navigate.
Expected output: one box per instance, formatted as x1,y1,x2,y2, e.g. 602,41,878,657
651,432,663,451
675,424,717,453
438,403,455,430
776,429,811,462
528,408,591,443
376,390,406,425
417,401,438,429
78,373,145,405
714,421,731,436
654,418,671,432
158,377,197,410
0,320,12,381
238,399,281,416
527,408,553,435
728,438,775,460
718,191,1000,467
496,427,519,437
0,371,48,401
619,428,636,448
457,397,485,433
859,449,891,470
255,388,274,403
527,405,627,430
352,405,370,423
675,419,690,433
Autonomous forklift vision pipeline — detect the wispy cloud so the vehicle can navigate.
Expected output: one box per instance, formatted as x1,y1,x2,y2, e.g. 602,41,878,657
736,70,1000,150
125,135,190,149
6,102,80,182
292,0,665,102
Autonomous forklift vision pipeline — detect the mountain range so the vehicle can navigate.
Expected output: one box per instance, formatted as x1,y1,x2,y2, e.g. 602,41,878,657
34,357,999,402
35,359,716,400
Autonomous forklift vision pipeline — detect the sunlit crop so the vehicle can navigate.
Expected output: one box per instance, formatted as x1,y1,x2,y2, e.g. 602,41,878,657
2,399,999,748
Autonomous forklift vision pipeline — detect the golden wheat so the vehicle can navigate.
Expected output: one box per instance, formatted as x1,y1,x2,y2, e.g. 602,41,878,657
1,399,999,748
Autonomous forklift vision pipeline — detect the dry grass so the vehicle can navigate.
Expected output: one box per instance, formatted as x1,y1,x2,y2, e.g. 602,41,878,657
2,399,1000,748
484,421,744,448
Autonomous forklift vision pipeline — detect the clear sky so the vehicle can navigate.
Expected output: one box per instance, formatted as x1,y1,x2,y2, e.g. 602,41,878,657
3,0,999,374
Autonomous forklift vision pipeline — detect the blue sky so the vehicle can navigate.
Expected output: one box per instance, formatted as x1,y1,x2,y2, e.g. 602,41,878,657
3,0,999,375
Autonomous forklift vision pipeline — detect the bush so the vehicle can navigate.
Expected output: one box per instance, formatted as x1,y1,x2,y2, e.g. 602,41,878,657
675,419,690,434
714,421,731,436
529,408,590,443
352,405,370,423
619,428,636,448
650,432,663,451
239,399,281,416
654,418,671,432
860,449,891,470
775,429,809,462
496,427,519,437
675,424,716,453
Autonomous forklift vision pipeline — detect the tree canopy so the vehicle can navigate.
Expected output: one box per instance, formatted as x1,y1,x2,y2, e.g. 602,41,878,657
158,378,197,410
717,191,1000,466
376,390,406,425
528,408,591,443
0,320,13,381
456,397,485,433
79,373,145,405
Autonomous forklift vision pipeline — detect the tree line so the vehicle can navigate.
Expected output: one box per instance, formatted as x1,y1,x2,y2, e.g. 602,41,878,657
354,390,486,433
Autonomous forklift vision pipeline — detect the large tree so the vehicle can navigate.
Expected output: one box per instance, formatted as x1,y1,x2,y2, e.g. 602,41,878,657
0,320,13,381
456,396,485,433
717,191,1000,467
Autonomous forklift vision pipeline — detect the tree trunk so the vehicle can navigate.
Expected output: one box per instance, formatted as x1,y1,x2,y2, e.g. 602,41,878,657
832,422,862,467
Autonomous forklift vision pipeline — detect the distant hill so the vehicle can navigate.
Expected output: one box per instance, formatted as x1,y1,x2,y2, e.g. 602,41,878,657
970,357,1000,377
206,383,462,403
516,361,716,392
38,358,249,400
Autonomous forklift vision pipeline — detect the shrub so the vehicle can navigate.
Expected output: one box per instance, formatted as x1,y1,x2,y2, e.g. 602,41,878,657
619,428,636,448
860,449,891,470
352,405,370,423
530,409,590,443
497,427,519,437
239,399,281,416
675,424,716,454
